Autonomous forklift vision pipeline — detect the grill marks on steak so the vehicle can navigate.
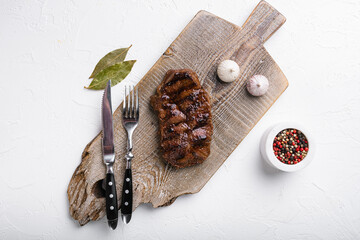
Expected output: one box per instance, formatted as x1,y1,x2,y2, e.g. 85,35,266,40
150,69,213,168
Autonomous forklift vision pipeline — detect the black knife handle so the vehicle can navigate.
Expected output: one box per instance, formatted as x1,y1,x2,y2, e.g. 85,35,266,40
105,173,118,229
120,168,133,217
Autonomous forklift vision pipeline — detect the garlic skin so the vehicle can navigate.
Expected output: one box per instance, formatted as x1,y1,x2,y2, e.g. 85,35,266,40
246,75,269,96
217,60,240,82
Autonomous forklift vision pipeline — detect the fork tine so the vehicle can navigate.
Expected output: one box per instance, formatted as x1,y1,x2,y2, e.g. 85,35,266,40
128,85,131,118
131,85,135,118
123,85,127,116
126,85,131,117
136,86,139,119
129,85,131,118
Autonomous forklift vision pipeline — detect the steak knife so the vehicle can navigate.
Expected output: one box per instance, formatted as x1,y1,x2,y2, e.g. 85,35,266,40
102,80,118,230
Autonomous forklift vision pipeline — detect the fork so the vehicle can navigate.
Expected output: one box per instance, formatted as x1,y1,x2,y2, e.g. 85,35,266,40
120,85,139,224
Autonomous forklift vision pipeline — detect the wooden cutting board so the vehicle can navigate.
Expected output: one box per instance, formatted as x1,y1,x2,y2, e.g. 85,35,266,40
68,0,288,226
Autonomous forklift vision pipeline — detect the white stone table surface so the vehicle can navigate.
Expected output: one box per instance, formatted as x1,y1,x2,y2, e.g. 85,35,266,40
1,0,360,239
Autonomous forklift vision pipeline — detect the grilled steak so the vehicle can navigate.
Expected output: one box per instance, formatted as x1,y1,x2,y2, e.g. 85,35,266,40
150,69,213,168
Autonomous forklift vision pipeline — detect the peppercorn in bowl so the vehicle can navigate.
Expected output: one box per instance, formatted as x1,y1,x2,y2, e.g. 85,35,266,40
260,122,315,172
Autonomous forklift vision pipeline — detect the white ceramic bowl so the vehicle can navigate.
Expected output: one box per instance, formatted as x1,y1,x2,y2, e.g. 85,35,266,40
260,122,315,172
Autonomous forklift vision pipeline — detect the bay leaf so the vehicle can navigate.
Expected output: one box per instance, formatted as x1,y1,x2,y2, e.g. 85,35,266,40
85,60,136,90
89,45,132,79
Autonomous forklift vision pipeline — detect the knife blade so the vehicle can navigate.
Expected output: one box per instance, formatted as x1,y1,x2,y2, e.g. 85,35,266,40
102,80,118,230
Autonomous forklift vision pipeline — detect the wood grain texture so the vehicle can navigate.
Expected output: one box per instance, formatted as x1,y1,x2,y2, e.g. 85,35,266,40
67,0,288,226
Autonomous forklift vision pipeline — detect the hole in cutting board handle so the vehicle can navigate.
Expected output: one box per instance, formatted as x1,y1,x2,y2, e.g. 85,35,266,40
92,179,106,198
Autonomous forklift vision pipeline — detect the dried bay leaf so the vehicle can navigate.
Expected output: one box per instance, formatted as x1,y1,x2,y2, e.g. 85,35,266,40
85,60,136,90
89,45,132,79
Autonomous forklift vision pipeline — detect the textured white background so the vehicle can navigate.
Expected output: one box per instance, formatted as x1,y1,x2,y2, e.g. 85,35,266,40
1,0,360,239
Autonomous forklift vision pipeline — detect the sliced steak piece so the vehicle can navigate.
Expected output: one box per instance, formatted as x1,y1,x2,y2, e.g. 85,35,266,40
150,69,213,168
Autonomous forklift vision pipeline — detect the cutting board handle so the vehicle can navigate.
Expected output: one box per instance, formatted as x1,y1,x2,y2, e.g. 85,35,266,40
232,1,286,62
242,0,286,43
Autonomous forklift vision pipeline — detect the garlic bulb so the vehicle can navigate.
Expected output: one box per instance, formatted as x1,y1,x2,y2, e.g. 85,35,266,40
217,60,240,82
246,75,269,96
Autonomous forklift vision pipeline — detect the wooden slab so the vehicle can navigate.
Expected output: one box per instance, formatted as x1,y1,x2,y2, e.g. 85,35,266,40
68,1,288,226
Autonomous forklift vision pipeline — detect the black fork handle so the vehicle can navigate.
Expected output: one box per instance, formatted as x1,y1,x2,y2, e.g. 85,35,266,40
120,168,132,223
